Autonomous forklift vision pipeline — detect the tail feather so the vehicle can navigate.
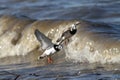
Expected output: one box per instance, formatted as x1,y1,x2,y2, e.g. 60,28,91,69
38,56,44,60
38,54,46,59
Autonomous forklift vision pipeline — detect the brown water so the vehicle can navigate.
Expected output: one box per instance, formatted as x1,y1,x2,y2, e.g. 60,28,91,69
0,0,120,80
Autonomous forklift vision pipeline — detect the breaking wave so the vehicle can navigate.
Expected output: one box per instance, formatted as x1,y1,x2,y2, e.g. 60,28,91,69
0,15,120,64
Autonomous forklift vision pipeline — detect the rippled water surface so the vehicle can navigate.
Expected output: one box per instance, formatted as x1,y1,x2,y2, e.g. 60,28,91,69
0,0,120,80
0,0,120,24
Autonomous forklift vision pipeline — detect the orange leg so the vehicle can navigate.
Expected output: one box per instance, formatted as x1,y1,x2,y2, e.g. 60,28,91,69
47,56,53,64
64,39,69,45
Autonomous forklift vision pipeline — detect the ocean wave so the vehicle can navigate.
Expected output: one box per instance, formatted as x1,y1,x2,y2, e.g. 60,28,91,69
0,15,119,64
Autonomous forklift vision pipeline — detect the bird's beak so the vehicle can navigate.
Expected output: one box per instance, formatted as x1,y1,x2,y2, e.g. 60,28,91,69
75,21,80,25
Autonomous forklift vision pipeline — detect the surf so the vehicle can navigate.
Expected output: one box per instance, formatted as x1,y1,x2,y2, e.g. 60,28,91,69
0,15,119,65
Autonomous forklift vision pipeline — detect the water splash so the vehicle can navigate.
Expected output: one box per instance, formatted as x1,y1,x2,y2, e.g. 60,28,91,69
0,15,119,64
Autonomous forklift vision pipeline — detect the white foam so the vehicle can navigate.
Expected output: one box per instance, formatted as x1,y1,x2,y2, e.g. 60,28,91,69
64,35,120,64
0,21,120,64
0,28,37,58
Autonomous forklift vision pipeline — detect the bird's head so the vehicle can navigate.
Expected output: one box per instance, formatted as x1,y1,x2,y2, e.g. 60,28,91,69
70,22,79,31
70,24,76,31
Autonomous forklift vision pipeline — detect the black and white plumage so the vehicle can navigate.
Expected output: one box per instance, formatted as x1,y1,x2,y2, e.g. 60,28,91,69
34,29,62,59
56,22,79,44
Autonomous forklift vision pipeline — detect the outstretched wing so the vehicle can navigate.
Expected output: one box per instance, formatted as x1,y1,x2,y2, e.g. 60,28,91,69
56,30,71,44
34,29,53,50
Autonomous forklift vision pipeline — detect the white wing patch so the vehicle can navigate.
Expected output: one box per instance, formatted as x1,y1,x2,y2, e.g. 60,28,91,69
40,47,56,57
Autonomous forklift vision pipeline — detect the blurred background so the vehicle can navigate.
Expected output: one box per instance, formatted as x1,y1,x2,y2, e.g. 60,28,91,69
0,0,120,24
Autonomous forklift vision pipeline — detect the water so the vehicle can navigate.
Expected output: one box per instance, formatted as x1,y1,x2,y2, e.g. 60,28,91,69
0,0,120,24
0,0,120,80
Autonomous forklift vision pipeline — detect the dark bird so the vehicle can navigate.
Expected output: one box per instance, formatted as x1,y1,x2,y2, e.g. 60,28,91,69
56,22,79,45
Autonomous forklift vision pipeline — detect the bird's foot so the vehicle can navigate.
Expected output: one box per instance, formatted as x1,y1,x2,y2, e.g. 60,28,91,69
47,57,53,64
